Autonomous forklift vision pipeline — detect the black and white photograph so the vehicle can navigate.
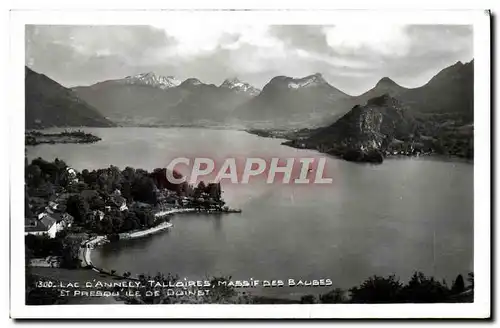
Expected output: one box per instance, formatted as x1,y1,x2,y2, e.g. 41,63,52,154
8,8,491,319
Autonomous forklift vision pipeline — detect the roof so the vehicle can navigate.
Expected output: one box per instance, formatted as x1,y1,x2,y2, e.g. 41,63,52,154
40,215,57,229
25,216,56,232
49,213,62,222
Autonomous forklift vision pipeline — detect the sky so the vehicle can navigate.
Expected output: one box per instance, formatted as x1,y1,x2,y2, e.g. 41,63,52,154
25,24,473,95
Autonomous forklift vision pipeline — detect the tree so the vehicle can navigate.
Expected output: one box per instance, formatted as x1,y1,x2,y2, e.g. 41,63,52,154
120,181,133,202
123,211,140,231
66,195,89,224
467,272,474,289
99,217,114,234
319,288,346,303
451,274,465,294
194,181,207,198
60,238,81,269
206,276,238,304
399,272,450,303
131,176,157,204
25,164,43,187
300,294,316,304
25,234,62,257
206,183,222,201
122,167,136,183
88,195,105,211
111,215,124,232
24,188,33,218
135,209,155,228
349,275,402,303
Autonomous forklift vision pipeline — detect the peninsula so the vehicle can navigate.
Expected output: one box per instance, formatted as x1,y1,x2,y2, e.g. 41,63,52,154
25,130,101,146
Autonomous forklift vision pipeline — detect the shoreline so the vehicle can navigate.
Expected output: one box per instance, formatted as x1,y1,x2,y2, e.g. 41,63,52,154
81,223,174,275
80,206,241,276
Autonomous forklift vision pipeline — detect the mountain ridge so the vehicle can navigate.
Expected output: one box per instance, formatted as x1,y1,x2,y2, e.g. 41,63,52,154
68,59,474,128
25,67,115,129
220,77,261,96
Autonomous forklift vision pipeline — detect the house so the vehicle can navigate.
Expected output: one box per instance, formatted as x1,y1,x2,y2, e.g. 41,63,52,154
51,212,74,231
92,210,105,221
48,201,58,211
29,256,61,268
180,196,190,206
108,194,128,212
66,167,79,184
25,215,57,238
165,196,179,207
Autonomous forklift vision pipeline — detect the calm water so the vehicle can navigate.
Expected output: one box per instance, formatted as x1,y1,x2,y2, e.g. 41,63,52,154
26,127,474,299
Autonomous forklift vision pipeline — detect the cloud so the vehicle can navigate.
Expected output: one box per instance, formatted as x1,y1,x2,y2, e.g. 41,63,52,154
25,25,176,86
269,25,331,54
323,25,412,57
25,24,473,95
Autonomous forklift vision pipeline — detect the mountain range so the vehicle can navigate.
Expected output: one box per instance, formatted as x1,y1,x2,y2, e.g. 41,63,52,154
72,73,257,126
25,59,474,129
121,72,181,89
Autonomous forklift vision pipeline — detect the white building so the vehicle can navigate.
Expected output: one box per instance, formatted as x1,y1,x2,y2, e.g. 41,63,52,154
25,214,57,238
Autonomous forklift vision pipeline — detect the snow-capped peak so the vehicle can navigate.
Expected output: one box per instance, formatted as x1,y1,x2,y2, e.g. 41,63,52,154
123,72,181,89
220,77,260,96
286,73,327,89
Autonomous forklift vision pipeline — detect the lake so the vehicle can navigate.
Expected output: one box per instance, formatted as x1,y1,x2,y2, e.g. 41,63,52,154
26,127,474,299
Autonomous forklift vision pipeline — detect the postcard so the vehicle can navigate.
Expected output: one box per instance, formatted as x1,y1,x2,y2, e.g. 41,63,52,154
9,8,491,319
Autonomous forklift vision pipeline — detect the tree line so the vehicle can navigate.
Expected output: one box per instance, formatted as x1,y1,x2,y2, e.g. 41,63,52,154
25,157,222,236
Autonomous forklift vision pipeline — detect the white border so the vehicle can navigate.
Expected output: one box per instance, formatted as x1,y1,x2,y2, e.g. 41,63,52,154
9,9,490,319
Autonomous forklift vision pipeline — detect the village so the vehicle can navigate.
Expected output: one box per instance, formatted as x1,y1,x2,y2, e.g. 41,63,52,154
24,158,240,269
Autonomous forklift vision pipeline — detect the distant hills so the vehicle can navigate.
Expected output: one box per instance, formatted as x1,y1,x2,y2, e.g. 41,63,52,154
72,73,257,126
27,60,474,130
236,60,473,128
354,60,474,122
397,60,474,120
25,67,115,129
